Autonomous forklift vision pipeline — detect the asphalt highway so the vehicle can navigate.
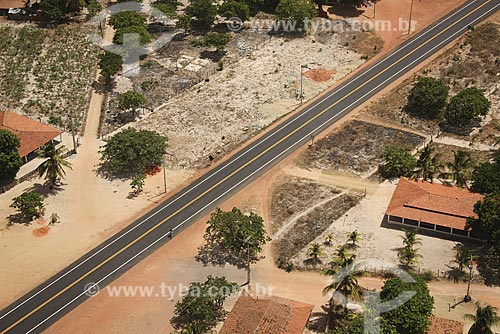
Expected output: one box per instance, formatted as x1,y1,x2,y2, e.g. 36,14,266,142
1,0,499,332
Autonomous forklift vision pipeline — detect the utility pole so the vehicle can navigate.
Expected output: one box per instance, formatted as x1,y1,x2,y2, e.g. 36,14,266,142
464,256,473,303
162,155,167,193
69,113,77,154
408,0,414,35
300,65,307,104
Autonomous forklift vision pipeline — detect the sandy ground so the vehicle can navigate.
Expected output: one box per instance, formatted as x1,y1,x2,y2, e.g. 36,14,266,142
1,0,483,330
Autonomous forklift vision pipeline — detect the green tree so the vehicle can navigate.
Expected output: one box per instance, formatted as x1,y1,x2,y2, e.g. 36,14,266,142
470,155,500,194
185,0,218,31
153,3,177,17
466,194,500,256
218,0,250,21
113,25,152,45
36,144,72,188
444,87,490,129
118,90,147,118
193,33,232,52
450,243,472,276
108,11,147,29
40,0,65,22
98,51,123,85
330,303,398,334
0,129,22,182
100,128,167,178
306,243,325,267
276,0,316,31
130,174,146,194
381,275,434,334
464,303,500,334
444,150,473,187
348,229,361,247
398,230,422,269
11,191,45,222
87,0,101,17
382,144,417,178
323,260,363,312
196,207,271,268
412,142,440,182
171,276,238,334
405,76,449,119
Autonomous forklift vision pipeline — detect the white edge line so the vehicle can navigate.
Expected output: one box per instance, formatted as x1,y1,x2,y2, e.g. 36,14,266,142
0,0,486,322
24,4,499,332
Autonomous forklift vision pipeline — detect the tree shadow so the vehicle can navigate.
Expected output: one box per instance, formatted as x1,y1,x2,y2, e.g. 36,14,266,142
327,4,365,18
199,50,225,62
6,213,32,226
26,182,65,197
304,257,323,267
307,304,330,332
474,245,500,286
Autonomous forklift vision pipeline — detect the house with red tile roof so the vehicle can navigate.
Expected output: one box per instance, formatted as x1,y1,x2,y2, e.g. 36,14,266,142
0,110,62,162
428,316,463,334
219,295,314,334
385,178,483,239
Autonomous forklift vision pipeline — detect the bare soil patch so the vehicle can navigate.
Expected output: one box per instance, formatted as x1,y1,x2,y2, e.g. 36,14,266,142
270,177,340,234
300,120,425,175
272,191,363,261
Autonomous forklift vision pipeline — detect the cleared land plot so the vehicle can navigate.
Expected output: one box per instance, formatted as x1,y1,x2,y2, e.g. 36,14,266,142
301,120,425,175
0,25,99,131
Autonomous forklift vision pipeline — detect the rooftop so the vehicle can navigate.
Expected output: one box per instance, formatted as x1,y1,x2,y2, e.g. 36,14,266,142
386,178,483,230
0,0,27,9
219,295,313,334
428,316,463,334
0,110,62,158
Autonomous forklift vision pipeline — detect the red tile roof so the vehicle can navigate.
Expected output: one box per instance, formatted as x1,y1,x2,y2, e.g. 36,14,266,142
0,111,62,158
0,0,27,9
386,178,483,230
219,295,313,334
428,316,463,334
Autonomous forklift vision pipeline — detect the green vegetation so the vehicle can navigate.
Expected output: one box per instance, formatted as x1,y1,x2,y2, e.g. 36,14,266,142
398,230,422,269
11,191,45,222
36,144,72,188
98,51,123,84
196,207,271,268
405,76,449,119
450,243,473,277
99,128,167,178
130,174,146,195
306,243,325,267
381,275,434,334
118,90,147,118
276,0,316,31
108,11,147,30
192,33,232,52
466,194,500,257
444,87,490,128
171,276,238,334
153,3,177,17
382,144,417,178
113,26,153,45
0,130,23,182
470,154,500,194
443,150,472,188
219,0,250,21
184,0,218,31
464,303,500,334
412,143,440,183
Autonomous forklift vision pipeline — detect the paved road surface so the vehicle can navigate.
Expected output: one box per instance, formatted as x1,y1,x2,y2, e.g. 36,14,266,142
1,0,498,333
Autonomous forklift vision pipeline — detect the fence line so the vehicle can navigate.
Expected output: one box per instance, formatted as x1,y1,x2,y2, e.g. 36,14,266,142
0,149,76,194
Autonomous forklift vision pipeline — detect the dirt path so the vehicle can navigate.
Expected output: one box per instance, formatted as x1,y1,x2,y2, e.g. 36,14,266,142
284,166,379,195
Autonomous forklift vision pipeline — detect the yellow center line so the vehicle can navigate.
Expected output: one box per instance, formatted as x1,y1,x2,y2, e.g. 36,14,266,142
1,1,494,332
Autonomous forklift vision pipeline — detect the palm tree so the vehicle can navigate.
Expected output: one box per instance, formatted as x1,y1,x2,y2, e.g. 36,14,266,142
464,303,500,334
450,243,472,276
445,150,472,187
398,230,422,269
329,244,356,269
306,243,325,267
36,144,72,187
348,230,361,247
412,142,440,182
322,261,363,313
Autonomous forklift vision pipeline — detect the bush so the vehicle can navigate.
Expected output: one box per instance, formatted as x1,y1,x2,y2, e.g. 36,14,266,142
218,0,250,21
405,76,449,119
185,0,218,31
113,25,152,45
100,128,167,178
444,86,490,128
276,0,316,31
153,3,177,17
11,191,45,222
0,129,22,182
382,144,417,178
192,33,231,51
109,11,147,30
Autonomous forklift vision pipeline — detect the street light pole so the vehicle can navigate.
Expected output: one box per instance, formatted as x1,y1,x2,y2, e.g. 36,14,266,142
300,65,304,104
408,0,414,35
464,258,473,302
162,155,167,193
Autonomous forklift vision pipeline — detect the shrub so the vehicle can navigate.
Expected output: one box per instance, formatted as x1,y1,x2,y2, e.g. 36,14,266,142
405,76,449,119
